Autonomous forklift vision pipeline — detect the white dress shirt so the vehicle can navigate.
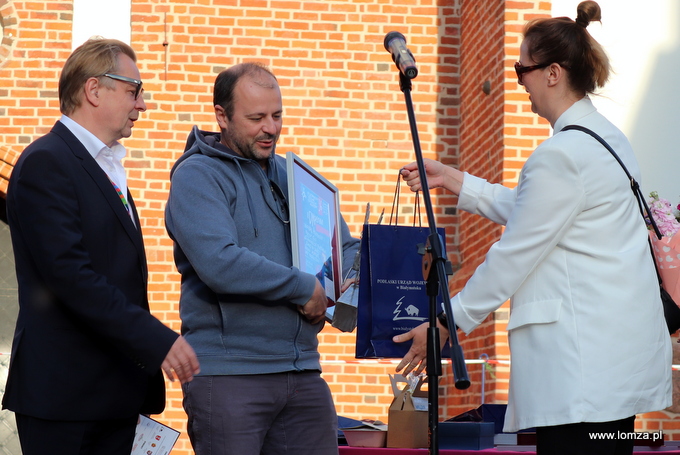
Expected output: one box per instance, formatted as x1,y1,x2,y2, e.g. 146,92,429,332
59,115,134,225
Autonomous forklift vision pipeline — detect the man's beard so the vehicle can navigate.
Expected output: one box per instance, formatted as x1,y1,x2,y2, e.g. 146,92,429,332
228,130,277,161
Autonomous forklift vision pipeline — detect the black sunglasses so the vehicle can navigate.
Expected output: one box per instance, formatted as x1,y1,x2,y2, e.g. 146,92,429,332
102,73,143,99
514,61,550,85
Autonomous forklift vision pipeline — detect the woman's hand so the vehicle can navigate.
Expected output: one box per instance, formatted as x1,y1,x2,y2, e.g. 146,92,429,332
400,158,464,196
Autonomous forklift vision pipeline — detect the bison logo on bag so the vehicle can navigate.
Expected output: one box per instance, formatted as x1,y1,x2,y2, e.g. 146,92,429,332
394,297,427,321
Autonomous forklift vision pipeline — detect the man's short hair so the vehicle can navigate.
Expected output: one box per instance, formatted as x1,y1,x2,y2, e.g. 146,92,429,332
213,62,277,120
59,37,137,116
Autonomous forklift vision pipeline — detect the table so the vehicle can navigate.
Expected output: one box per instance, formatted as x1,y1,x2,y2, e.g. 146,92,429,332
339,447,680,454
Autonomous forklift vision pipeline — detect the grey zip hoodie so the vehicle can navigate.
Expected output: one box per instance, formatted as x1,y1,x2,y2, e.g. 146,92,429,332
165,126,359,375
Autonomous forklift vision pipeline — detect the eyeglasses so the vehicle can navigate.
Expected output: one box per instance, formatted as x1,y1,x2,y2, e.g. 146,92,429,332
514,61,550,85
102,73,143,99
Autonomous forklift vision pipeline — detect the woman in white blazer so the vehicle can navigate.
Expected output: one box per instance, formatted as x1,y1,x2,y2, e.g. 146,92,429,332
393,2,672,454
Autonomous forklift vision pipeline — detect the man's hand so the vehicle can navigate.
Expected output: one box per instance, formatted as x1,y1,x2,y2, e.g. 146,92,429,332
393,321,449,376
299,280,328,324
161,336,200,384
341,276,356,293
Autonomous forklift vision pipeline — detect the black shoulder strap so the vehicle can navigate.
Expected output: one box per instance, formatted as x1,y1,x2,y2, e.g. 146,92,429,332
562,124,666,288
561,124,662,240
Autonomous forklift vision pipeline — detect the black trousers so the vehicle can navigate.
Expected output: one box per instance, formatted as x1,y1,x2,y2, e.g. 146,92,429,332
536,416,636,455
15,413,138,455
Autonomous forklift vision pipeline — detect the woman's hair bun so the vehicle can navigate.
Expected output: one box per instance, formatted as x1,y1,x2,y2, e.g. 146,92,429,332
575,1,602,28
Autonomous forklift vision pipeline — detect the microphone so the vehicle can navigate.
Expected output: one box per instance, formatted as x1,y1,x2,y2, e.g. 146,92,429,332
383,31,418,79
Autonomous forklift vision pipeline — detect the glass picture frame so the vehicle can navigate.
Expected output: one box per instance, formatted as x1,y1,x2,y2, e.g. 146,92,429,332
286,151,343,304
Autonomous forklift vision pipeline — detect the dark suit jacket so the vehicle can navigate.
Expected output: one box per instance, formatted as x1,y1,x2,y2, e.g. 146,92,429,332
1,121,178,420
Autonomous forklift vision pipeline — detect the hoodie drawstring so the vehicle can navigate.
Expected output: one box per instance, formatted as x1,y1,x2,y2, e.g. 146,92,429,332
233,160,259,237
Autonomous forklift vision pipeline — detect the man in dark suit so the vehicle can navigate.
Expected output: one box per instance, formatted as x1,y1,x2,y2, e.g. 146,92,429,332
1,37,200,455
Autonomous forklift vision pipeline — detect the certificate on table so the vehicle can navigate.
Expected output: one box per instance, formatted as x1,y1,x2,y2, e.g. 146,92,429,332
130,415,180,455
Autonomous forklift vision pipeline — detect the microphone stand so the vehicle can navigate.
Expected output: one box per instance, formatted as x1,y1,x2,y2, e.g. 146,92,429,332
397,71,470,455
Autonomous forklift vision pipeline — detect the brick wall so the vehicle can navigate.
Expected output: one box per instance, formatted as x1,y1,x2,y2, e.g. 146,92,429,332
1,1,679,453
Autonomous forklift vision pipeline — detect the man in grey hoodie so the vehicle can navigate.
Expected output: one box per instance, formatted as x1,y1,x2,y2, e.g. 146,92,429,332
165,62,359,455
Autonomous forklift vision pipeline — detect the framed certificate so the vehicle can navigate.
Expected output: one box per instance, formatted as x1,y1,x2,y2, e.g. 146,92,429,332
286,152,343,303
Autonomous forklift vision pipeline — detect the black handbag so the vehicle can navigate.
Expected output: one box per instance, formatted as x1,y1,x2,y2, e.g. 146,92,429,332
563,124,680,334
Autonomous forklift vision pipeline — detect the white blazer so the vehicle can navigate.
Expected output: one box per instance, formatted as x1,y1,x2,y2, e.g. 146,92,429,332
451,97,672,432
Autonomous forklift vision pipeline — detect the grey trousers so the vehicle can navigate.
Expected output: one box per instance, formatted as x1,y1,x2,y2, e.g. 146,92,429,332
182,371,339,455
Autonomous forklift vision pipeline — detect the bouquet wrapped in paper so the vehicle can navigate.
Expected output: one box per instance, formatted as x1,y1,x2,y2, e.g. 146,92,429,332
648,192,680,306
650,231,680,305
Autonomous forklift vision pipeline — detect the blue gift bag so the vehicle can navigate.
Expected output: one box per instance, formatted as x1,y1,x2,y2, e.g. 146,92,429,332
355,223,449,358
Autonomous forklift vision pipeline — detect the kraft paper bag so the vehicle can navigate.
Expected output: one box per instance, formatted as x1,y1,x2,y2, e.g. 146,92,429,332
386,376,429,448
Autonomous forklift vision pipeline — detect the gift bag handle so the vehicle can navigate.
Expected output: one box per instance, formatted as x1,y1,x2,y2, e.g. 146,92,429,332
390,170,422,227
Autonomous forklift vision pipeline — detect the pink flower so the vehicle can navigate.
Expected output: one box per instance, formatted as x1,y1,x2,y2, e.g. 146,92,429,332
648,192,680,237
